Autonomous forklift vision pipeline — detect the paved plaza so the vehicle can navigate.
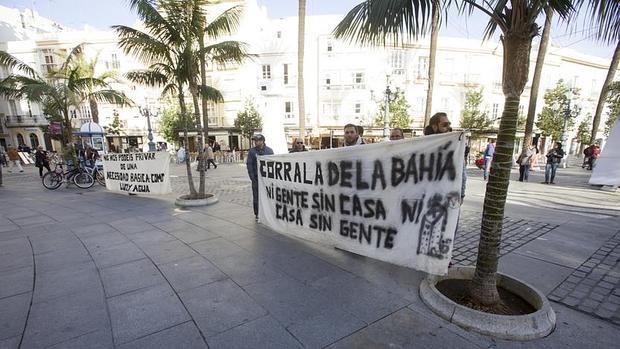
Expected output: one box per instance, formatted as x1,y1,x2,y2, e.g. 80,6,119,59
1,162,619,348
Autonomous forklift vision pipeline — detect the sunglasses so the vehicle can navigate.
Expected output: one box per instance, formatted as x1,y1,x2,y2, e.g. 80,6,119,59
296,142,304,144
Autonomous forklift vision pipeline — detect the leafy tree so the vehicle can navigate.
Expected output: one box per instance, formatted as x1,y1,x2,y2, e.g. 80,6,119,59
535,80,579,142
373,94,412,129
105,110,125,136
604,81,620,136
576,118,592,145
234,99,262,142
460,88,492,131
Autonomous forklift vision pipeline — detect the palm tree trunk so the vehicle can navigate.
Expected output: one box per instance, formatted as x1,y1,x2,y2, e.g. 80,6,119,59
590,39,620,144
178,88,197,196
424,1,439,126
471,34,533,306
198,23,210,197
523,8,552,153
190,83,206,196
89,98,99,124
298,0,306,140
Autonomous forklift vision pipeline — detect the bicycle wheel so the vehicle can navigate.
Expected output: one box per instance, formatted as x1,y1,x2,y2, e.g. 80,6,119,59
95,169,106,186
73,172,95,189
42,171,63,190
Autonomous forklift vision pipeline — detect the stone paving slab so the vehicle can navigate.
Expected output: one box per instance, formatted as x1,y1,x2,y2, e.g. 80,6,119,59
549,230,620,325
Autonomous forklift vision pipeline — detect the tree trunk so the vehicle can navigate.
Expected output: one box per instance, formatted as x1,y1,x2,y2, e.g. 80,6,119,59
298,0,306,140
198,23,210,197
590,39,620,144
424,1,439,126
190,83,205,196
470,33,533,306
523,8,552,153
178,88,197,196
89,98,99,124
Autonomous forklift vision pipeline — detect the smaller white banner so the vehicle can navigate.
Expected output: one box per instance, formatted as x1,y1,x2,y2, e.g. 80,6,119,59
102,152,172,195
590,119,620,186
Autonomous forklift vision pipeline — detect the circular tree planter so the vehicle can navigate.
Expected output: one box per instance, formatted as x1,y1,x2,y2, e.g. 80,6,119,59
175,194,219,207
419,266,555,340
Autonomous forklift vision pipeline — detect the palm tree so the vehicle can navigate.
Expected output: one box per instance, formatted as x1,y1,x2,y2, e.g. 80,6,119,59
424,0,441,126
522,8,553,153
583,1,620,144
0,45,132,149
73,55,121,124
115,0,200,196
298,0,307,141
335,0,575,306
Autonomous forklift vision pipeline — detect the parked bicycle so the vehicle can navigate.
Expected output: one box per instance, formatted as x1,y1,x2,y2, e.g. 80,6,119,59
42,160,95,190
83,160,106,187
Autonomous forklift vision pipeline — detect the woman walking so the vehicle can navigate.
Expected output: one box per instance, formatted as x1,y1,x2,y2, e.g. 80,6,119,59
35,146,51,178
543,142,564,184
517,142,535,182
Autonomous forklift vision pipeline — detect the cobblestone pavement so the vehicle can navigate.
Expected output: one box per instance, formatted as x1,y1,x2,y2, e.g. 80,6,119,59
453,213,560,266
549,231,620,325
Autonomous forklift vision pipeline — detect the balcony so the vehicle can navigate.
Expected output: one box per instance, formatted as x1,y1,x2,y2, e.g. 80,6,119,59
4,115,49,128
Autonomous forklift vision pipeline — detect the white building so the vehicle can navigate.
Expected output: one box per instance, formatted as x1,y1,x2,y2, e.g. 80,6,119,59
0,1,616,154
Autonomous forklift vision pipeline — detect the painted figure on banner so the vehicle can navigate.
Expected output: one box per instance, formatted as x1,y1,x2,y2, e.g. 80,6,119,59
417,192,460,259
247,134,274,221
343,124,366,146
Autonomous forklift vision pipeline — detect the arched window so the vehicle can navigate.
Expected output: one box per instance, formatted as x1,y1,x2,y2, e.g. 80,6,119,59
30,133,39,148
16,133,24,146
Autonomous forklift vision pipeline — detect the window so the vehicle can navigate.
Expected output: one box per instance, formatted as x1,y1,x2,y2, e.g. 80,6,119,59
492,103,499,120
327,41,333,52
16,133,24,146
354,103,361,114
390,51,405,75
80,105,91,119
283,64,289,85
70,109,77,119
285,101,295,120
262,64,271,79
417,56,428,79
322,102,339,116
29,133,39,148
8,100,17,115
325,74,331,89
277,31,282,39
42,49,56,73
352,72,364,88
207,102,218,125
110,53,120,69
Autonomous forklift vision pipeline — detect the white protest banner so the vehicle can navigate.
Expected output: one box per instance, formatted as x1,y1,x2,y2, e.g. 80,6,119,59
258,132,465,275
589,119,620,186
102,152,172,195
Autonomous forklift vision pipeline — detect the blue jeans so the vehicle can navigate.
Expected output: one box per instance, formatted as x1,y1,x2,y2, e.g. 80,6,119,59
519,164,530,181
545,163,558,183
483,156,492,179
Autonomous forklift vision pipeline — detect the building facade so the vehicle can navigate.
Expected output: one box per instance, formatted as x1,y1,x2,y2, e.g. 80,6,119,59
0,1,616,154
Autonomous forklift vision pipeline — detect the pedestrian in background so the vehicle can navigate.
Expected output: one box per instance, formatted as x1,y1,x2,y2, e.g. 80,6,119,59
389,127,404,141
34,146,51,178
483,138,496,180
517,142,535,182
588,144,601,170
206,143,217,169
7,147,23,172
246,134,274,220
290,137,307,152
543,142,565,184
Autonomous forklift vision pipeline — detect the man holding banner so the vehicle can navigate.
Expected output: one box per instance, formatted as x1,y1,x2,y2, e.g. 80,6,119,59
247,134,274,220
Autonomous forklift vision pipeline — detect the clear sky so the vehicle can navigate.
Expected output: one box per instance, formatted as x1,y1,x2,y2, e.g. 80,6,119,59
0,0,615,59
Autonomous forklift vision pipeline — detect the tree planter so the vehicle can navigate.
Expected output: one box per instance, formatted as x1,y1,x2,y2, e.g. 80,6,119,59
419,266,555,340
175,194,218,207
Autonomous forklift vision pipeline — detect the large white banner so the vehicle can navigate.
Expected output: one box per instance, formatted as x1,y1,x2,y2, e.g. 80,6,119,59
589,119,620,186
258,132,465,275
102,152,172,195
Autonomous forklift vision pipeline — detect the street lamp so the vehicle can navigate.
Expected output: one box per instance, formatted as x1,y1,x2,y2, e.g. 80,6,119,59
138,104,157,152
561,88,575,168
371,76,400,141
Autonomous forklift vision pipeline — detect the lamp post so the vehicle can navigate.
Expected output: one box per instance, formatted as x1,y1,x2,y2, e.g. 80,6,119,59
371,75,399,141
139,104,157,152
561,88,575,168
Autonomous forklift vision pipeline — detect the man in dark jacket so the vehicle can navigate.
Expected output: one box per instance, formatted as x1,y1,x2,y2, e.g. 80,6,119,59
543,142,565,184
246,134,274,220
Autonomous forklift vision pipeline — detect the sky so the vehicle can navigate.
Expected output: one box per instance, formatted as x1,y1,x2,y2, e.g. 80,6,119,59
0,0,615,59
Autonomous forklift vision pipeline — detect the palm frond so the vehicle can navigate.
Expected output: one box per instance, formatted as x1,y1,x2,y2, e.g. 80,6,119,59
334,0,433,46
113,25,172,64
203,41,253,65
205,5,243,40
125,70,170,87
0,50,38,78
200,85,224,103
581,0,620,43
85,90,134,107
59,43,85,74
